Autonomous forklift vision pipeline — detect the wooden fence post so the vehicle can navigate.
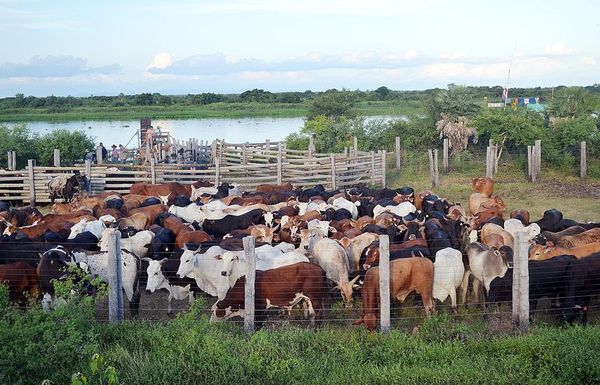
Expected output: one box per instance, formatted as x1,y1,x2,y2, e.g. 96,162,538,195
580,141,587,182
277,143,283,185
265,139,271,152
370,151,376,186
214,155,221,187
7,151,13,170
242,143,248,165
443,138,449,174
379,234,391,334
243,236,256,334
527,145,532,181
107,229,124,323
395,136,401,170
512,230,529,330
485,146,493,178
353,136,358,156
330,155,337,190
27,159,35,205
53,149,61,167
11,151,16,171
85,160,92,194
428,149,438,188
433,149,439,186
96,146,103,165
211,140,217,163
150,158,156,184
535,140,541,181
381,150,387,188
308,136,315,157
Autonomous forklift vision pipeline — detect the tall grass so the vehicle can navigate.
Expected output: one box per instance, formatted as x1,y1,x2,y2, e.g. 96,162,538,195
0,101,422,122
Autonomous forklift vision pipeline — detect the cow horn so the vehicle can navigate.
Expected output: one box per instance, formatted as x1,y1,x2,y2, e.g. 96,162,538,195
183,244,189,251
350,275,360,285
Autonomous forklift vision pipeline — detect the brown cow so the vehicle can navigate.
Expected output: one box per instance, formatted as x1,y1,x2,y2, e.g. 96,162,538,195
529,242,600,260
473,208,505,230
212,262,326,326
117,212,151,230
480,223,514,249
544,228,600,249
355,216,375,230
0,262,39,305
355,257,434,331
224,225,276,244
94,207,124,220
161,214,212,249
482,233,504,250
129,182,190,203
510,209,530,225
255,183,294,193
539,226,588,245
414,191,433,211
128,204,167,224
468,193,505,216
472,177,494,197
5,212,96,238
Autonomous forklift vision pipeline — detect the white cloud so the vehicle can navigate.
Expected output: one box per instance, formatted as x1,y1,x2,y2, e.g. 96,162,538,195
147,53,173,70
544,42,573,55
0,55,121,78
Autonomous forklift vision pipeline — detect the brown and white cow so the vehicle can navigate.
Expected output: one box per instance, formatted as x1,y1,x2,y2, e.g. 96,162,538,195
211,262,326,327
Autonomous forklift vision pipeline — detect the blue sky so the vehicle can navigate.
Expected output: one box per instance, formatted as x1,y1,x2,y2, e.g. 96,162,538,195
1,0,599,96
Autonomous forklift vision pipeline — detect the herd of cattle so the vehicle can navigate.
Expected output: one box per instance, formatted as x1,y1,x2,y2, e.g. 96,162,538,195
1,177,600,330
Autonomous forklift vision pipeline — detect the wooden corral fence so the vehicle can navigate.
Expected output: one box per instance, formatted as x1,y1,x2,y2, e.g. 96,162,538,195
0,149,385,204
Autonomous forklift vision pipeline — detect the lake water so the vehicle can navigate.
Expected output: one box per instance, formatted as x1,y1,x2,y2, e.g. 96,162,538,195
6,116,406,146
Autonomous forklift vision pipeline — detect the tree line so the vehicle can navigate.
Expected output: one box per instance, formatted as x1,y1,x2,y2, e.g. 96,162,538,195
2,84,599,112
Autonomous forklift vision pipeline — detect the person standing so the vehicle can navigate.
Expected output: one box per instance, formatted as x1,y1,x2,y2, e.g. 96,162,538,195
111,145,118,163
118,144,127,163
98,142,108,162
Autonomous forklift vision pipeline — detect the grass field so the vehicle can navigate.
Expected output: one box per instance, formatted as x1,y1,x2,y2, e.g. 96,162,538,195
0,100,423,122
388,153,600,222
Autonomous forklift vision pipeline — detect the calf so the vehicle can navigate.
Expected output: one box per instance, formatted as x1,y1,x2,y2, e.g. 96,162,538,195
355,257,434,331
538,228,600,249
144,258,194,314
211,262,326,327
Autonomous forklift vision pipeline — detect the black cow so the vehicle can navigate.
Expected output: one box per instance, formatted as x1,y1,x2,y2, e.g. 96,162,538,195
535,208,600,232
146,227,176,260
0,201,9,212
488,255,577,319
564,253,600,324
105,197,124,210
424,219,453,254
140,197,162,207
0,238,58,267
213,182,235,199
48,172,88,203
202,209,265,239
296,184,325,202
173,195,192,207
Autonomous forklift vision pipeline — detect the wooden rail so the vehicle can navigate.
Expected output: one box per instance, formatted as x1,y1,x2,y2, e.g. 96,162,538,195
0,150,386,203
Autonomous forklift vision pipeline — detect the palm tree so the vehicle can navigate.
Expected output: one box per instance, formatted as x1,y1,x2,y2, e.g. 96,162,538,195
429,85,481,155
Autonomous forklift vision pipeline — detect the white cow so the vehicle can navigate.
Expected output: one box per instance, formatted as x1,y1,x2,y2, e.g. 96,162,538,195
306,200,329,213
71,249,139,303
99,229,155,258
176,244,303,299
144,258,194,314
190,185,219,201
332,197,361,220
169,202,267,224
503,219,541,241
306,236,359,306
307,219,332,237
373,201,417,218
68,218,107,240
432,247,465,310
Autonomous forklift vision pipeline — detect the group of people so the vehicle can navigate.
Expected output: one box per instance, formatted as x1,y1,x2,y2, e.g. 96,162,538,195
84,143,127,163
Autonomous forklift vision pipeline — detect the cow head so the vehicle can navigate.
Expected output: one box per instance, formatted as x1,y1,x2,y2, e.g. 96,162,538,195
219,251,239,277
299,228,322,253
144,258,168,293
498,245,514,268
362,244,379,271
177,249,196,278
263,212,274,228
528,244,550,261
